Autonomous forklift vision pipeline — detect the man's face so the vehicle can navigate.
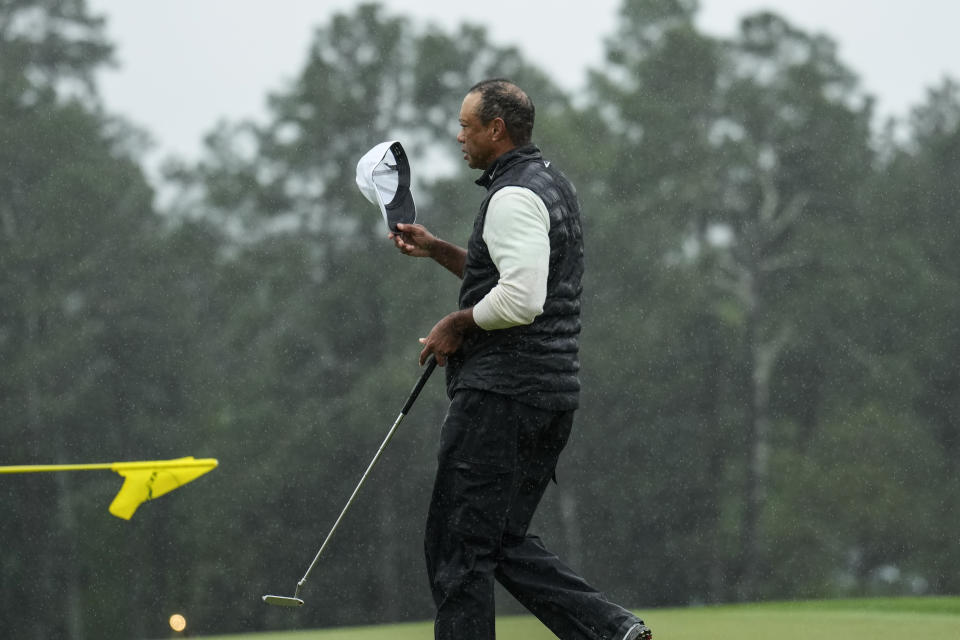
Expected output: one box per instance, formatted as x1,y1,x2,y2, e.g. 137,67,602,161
457,92,495,170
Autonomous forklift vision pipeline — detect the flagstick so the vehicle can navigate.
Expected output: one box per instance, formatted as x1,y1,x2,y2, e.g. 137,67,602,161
0,458,218,474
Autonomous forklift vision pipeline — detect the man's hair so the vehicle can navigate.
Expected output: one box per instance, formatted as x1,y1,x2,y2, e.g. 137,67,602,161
468,78,535,146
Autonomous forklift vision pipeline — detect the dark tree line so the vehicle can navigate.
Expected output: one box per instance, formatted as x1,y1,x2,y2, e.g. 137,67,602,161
2,1,958,637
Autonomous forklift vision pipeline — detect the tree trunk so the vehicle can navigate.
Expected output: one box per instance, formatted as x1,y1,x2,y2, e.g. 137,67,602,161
738,308,791,601
379,482,401,621
55,472,84,640
559,487,582,571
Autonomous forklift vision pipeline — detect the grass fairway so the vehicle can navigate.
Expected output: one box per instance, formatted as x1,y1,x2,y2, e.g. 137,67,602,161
202,597,960,639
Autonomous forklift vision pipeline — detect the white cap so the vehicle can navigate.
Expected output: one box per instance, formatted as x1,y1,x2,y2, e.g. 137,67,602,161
355,140,416,232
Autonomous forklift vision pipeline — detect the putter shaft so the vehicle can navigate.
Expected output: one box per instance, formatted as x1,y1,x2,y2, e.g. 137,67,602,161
263,358,436,607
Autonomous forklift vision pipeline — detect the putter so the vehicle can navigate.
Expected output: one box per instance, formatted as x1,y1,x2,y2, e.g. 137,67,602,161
262,356,437,608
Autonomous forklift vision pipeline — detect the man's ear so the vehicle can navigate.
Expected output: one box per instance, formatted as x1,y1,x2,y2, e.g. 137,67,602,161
490,117,507,141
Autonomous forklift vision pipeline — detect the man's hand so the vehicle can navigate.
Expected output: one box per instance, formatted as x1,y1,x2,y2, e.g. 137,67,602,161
389,223,435,258
419,308,477,366
390,223,468,278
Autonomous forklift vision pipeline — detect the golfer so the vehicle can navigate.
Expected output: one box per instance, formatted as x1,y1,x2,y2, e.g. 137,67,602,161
390,79,652,640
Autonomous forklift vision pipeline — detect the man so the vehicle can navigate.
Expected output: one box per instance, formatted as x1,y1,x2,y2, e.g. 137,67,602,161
390,79,652,640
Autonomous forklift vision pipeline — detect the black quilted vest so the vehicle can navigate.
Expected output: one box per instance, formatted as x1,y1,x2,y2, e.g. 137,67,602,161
445,144,584,410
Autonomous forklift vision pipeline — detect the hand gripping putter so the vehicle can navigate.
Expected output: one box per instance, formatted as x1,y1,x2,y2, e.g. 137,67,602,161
262,357,437,607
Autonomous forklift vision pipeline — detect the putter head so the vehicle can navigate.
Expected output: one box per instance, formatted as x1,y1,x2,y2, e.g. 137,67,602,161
262,594,305,608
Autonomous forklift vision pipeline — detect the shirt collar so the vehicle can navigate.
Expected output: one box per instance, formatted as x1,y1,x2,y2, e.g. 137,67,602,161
475,144,542,189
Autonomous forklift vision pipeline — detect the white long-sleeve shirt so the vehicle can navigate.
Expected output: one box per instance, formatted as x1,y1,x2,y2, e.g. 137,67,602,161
471,186,551,331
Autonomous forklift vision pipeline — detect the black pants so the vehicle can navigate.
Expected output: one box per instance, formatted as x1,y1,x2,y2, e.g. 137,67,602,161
425,389,640,640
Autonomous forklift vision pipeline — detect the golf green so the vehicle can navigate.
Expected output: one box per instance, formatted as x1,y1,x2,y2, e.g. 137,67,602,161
204,597,960,639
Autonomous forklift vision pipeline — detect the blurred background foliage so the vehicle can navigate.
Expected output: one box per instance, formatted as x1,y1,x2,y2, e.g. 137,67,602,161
1,0,958,637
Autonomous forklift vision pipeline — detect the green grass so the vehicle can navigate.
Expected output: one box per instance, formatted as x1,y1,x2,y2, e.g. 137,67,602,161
199,597,960,639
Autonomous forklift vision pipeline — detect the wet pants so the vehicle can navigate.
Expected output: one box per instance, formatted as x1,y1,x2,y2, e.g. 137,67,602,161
425,389,641,640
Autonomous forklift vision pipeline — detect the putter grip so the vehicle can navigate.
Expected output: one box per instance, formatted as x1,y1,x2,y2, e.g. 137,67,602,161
401,356,437,415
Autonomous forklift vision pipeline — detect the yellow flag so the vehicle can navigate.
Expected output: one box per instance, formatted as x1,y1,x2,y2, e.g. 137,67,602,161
0,457,218,520
108,457,219,520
